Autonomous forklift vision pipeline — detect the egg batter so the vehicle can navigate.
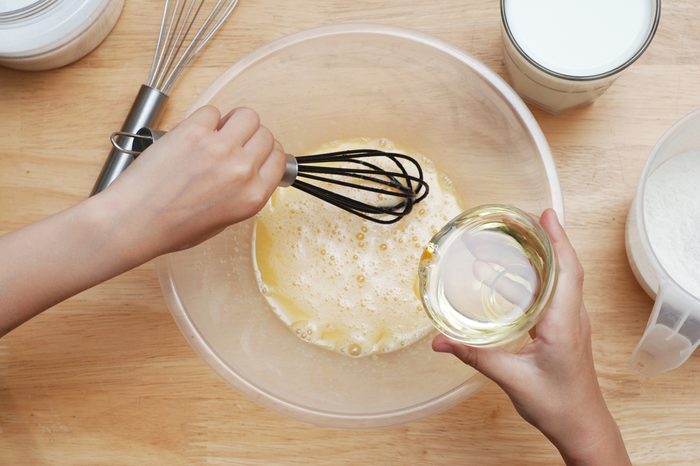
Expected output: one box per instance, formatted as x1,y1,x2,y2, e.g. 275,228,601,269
253,138,463,357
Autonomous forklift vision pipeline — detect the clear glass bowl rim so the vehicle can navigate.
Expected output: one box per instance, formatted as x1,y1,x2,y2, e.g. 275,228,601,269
155,23,565,427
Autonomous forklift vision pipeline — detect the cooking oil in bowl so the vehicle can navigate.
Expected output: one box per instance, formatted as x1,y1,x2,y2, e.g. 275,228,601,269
419,205,557,347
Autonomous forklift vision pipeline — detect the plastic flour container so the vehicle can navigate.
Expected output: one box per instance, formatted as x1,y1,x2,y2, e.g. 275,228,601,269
626,109,700,376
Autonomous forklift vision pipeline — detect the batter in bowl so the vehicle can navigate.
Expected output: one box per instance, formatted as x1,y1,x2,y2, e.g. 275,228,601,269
253,138,462,357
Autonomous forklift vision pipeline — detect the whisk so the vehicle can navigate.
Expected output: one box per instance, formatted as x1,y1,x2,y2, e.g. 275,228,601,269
110,128,430,224
91,0,240,195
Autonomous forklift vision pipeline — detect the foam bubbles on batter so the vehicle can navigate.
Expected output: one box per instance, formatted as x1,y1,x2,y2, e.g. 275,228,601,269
253,138,462,357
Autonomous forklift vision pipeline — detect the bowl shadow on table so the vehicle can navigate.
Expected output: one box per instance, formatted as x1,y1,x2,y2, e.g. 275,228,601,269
184,379,560,465
263,384,560,465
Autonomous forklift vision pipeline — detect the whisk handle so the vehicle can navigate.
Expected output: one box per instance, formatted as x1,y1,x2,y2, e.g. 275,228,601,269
91,85,168,196
108,127,299,187
280,154,298,187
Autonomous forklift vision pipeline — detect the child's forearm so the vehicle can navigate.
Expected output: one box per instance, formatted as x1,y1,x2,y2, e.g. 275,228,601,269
555,411,631,466
435,211,631,466
0,191,151,336
0,107,284,337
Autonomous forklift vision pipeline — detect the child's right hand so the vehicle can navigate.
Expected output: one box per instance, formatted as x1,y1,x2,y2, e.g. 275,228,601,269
433,209,630,466
100,105,286,263
0,105,286,336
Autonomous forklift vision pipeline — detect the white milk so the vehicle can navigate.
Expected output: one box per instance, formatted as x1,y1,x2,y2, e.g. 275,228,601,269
501,0,659,113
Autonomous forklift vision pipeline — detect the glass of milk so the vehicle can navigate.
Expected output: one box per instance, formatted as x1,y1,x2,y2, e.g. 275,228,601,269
626,109,700,376
500,0,660,113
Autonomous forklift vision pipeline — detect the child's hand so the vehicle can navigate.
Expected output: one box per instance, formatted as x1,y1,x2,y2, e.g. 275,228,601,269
101,105,286,261
0,105,285,336
432,209,630,466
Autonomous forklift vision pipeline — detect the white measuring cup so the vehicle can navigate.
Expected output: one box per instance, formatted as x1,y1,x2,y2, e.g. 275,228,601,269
626,109,700,376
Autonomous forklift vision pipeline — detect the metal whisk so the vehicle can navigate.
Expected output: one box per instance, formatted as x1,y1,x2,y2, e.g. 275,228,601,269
91,0,240,195
110,128,430,224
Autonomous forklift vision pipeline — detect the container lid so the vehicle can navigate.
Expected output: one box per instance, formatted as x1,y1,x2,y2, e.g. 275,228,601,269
0,0,111,58
2,0,46,10
502,0,660,78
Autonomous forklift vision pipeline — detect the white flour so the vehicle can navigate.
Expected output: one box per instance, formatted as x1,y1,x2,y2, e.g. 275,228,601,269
644,151,700,297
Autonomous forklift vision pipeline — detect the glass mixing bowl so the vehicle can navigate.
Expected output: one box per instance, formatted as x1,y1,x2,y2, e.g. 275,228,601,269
155,24,563,428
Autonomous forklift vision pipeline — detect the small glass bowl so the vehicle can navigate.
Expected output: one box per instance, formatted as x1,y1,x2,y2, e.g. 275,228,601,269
419,204,557,347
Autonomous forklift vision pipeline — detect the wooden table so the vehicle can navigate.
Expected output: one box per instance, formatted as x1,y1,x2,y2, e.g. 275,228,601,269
1,1,698,464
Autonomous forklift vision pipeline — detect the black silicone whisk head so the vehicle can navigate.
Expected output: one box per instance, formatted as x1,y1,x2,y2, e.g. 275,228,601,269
109,129,430,224
290,149,430,224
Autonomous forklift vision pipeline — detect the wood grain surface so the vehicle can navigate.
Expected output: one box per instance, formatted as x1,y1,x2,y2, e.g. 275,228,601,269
1,1,699,464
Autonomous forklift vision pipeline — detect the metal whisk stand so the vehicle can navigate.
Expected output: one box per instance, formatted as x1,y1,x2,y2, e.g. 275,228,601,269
91,0,239,195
